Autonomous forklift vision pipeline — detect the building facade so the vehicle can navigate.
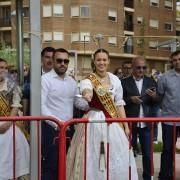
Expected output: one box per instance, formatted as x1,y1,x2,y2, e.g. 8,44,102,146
0,0,176,76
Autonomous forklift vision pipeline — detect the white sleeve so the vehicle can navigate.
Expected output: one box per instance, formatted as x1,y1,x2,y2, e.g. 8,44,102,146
41,76,58,129
80,79,93,93
114,78,125,106
73,80,89,111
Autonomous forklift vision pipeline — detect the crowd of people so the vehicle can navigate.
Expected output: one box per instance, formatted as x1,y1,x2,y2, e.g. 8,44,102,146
0,47,180,180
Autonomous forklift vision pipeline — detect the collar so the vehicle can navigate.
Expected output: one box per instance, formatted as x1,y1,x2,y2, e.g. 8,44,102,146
50,69,68,80
42,68,46,75
174,69,180,76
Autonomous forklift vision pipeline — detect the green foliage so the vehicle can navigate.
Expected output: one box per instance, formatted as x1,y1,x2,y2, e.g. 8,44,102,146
0,43,30,66
138,19,146,56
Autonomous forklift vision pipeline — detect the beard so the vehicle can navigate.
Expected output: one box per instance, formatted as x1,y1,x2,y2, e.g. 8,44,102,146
54,66,67,76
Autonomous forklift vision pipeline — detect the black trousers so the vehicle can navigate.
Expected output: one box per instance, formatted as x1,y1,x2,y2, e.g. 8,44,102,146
159,123,180,180
41,122,74,180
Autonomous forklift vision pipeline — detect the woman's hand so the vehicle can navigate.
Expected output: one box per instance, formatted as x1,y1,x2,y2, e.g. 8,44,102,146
82,88,93,102
0,122,12,134
124,126,130,138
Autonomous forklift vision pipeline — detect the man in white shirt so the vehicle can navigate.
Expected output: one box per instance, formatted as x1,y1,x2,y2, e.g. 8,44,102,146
41,48,88,180
122,56,157,180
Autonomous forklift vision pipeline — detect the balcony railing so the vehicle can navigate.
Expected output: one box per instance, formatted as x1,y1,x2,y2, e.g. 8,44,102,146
0,18,11,27
124,0,134,9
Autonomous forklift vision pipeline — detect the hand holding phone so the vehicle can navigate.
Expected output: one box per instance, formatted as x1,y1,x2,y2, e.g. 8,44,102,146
146,87,156,97
149,87,156,91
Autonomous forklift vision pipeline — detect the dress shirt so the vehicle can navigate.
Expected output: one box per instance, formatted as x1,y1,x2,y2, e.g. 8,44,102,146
134,78,146,128
157,69,180,126
41,69,89,128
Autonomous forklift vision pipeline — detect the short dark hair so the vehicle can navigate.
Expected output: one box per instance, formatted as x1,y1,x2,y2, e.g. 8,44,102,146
41,47,55,57
170,50,180,60
113,67,122,75
0,58,7,63
93,48,109,60
122,61,132,66
54,48,69,56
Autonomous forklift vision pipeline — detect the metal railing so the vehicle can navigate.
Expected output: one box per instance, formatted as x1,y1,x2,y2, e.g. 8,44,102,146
59,117,180,180
1,116,180,180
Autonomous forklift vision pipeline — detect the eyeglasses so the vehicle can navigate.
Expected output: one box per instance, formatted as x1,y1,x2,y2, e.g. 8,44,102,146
135,66,147,70
56,58,69,64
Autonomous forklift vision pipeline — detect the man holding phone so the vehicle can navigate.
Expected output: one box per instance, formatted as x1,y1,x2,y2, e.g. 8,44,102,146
121,56,157,180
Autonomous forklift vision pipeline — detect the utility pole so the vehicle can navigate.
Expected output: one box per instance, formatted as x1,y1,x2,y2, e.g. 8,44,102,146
16,0,24,87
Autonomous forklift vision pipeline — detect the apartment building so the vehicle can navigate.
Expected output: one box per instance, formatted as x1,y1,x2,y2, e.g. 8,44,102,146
0,0,176,75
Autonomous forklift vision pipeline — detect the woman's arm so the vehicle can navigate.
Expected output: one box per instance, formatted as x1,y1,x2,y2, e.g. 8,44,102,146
116,105,130,137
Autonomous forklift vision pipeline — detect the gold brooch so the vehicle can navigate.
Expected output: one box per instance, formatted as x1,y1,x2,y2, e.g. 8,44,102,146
96,86,106,96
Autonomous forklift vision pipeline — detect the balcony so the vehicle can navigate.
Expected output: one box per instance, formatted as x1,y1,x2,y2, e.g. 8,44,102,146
0,18,11,27
124,0,134,9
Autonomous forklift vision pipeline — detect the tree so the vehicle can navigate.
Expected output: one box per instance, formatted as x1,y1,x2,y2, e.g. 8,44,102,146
0,43,30,66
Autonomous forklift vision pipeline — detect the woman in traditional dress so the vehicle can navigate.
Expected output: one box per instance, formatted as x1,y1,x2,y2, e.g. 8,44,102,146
66,49,138,180
0,58,29,180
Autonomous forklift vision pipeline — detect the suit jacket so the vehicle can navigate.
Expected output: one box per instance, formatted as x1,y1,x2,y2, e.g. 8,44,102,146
121,75,157,126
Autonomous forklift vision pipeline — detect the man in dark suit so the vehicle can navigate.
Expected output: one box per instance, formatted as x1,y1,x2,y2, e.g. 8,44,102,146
121,56,157,180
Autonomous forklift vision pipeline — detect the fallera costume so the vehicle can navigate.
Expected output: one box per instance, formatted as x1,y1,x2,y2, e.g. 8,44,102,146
0,78,29,180
66,72,138,180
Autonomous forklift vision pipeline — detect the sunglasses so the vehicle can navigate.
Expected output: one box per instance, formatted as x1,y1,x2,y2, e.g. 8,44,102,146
56,58,69,64
135,66,147,70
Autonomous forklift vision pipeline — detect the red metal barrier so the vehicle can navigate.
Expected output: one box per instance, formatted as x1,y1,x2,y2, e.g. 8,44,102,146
1,117,180,180
59,117,180,180
0,116,63,180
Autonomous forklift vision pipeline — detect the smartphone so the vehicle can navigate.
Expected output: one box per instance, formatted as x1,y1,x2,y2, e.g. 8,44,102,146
149,87,156,91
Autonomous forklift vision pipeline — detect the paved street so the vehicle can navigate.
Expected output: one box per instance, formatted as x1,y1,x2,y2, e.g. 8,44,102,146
136,153,180,180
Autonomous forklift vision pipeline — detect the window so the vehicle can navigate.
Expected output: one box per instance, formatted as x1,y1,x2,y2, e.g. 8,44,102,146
71,6,79,17
108,37,117,45
108,9,117,22
80,6,90,17
150,0,159,7
71,6,90,17
53,4,63,16
164,0,173,10
80,32,90,42
43,5,52,17
137,16,143,24
53,32,63,41
149,41,158,50
43,32,52,42
71,33,79,42
164,22,172,31
23,7,29,17
149,19,159,29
